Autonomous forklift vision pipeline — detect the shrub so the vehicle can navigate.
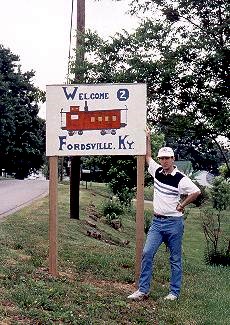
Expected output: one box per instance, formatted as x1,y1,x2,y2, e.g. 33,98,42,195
116,186,135,207
204,248,230,266
100,200,124,226
144,186,153,201
107,158,136,207
100,200,123,217
201,207,229,266
210,176,230,210
218,163,230,179
144,209,153,234
198,175,230,266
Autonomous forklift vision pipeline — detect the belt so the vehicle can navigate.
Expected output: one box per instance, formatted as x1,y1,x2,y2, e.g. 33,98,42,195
154,213,170,219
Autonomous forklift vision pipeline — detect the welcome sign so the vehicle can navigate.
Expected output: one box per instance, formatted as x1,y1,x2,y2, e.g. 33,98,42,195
46,83,147,156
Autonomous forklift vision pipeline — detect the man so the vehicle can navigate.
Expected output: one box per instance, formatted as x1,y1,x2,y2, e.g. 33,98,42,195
128,129,200,301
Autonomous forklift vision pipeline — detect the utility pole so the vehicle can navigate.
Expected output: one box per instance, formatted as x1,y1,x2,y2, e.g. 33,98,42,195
77,0,85,41
70,0,85,219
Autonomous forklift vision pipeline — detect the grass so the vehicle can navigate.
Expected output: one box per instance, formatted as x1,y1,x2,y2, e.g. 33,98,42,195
0,182,229,324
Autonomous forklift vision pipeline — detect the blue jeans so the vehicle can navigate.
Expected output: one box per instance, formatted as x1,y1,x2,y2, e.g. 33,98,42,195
139,216,184,297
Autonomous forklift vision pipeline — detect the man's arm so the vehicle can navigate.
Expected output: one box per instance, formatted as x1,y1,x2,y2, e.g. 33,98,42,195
176,191,201,212
146,127,152,166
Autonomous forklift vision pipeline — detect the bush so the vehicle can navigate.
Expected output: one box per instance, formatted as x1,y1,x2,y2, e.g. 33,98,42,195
210,176,230,210
204,248,230,266
144,186,153,201
218,163,230,178
100,200,124,225
116,186,135,207
100,200,123,216
201,207,229,266
144,209,153,234
199,175,230,266
107,158,136,207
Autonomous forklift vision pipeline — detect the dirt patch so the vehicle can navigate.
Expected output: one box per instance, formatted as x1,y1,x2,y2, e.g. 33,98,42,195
82,274,136,293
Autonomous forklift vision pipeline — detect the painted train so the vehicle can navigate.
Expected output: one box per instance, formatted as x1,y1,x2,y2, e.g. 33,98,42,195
60,101,128,136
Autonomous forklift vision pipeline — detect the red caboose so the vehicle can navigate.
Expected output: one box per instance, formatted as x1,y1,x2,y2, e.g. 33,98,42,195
61,102,127,136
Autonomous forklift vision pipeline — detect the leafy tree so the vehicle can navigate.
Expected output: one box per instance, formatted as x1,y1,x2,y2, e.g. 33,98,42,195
160,115,223,173
0,45,45,179
70,0,230,175
82,155,137,206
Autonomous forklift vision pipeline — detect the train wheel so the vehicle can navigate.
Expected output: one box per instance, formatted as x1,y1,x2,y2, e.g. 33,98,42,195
78,130,83,135
100,130,106,135
111,130,116,135
68,131,74,136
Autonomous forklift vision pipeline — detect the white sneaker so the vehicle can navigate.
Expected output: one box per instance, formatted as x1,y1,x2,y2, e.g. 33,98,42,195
164,293,178,301
127,289,149,300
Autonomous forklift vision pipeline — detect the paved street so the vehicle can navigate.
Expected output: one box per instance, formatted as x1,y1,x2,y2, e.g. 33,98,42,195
194,170,214,187
0,179,49,219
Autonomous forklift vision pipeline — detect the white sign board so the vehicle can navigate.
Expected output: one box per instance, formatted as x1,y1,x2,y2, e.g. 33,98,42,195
46,83,147,156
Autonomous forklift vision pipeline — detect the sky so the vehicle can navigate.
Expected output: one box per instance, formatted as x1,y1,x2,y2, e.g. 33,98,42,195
0,0,138,118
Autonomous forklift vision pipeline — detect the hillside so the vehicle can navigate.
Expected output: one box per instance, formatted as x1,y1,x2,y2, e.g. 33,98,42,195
0,182,229,324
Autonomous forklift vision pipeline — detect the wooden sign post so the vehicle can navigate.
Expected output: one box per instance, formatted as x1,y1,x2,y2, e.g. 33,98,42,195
49,156,58,276
135,155,145,287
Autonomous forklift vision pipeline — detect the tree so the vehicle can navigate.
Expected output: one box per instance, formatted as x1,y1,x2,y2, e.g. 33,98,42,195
159,114,223,173
0,45,45,179
70,0,230,174
81,155,137,206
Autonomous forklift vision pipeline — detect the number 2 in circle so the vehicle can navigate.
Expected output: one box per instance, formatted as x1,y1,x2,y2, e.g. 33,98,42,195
117,89,129,101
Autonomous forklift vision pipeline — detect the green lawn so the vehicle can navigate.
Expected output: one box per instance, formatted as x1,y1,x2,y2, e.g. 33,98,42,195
0,182,229,324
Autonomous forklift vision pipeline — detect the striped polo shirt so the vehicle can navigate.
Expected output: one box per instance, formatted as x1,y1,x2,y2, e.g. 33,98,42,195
148,158,200,217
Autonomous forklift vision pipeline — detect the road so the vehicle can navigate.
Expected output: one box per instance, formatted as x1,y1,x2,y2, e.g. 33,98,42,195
194,171,214,187
0,179,49,219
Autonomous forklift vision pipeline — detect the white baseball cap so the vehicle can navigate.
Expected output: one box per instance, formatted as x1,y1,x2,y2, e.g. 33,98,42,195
157,147,174,158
